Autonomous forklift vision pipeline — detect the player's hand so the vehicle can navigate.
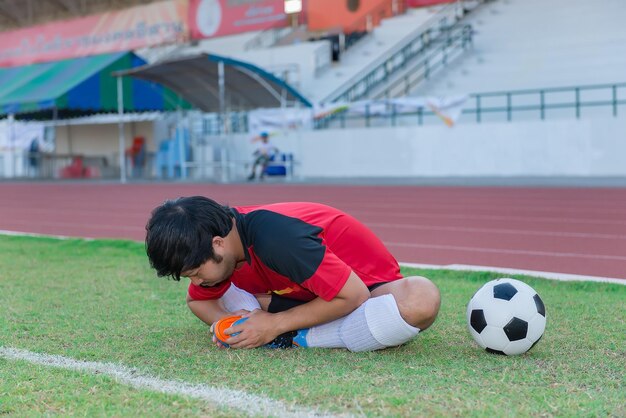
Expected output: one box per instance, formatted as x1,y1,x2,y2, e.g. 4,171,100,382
210,310,250,349
211,332,228,349
224,309,280,349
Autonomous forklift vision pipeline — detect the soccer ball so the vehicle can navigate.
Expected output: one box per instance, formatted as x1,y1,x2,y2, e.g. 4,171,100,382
467,278,546,355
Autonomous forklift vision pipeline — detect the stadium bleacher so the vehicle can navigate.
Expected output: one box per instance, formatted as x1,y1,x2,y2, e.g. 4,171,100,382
1,0,625,182
412,0,626,96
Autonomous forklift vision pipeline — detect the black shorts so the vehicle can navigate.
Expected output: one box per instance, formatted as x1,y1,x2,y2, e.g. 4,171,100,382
267,282,391,313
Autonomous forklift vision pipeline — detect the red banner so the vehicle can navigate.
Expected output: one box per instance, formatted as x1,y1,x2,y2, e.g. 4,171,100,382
0,0,188,68
189,0,288,40
307,0,395,33
406,0,456,7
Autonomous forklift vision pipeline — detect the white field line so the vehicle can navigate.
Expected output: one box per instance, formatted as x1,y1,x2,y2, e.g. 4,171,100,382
3,219,144,232
399,262,625,285
0,347,339,418
0,229,89,240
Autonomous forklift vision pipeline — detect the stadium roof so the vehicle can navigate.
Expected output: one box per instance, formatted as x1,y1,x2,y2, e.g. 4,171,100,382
0,51,191,119
113,53,313,113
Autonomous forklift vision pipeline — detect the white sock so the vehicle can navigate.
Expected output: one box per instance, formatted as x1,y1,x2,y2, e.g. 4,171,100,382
340,294,420,352
339,302,385,352
220,284,261,312
302,317,345,348
362,294,420,347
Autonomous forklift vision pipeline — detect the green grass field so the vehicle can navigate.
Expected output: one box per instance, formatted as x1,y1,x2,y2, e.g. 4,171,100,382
1,235,624,417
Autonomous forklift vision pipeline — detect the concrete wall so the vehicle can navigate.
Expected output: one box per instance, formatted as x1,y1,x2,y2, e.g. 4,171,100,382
32,115,626,181
54,121,155,162
232,117,626,179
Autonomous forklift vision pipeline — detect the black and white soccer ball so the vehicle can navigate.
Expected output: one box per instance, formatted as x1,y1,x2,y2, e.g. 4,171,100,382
467,278,546,355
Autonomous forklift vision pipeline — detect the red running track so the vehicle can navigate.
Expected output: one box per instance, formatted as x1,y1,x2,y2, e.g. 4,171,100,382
0,182,624,279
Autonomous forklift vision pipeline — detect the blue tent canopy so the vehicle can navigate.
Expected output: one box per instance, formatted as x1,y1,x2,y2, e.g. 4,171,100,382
0,52,191,119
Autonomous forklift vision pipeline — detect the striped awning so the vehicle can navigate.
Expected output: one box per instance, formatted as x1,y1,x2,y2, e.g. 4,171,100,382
0,52,191,118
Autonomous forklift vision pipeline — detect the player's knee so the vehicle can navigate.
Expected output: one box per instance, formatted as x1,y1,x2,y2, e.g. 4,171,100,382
396,276,441,331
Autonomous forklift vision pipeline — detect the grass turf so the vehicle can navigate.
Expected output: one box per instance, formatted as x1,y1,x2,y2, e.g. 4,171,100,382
0,235,624,416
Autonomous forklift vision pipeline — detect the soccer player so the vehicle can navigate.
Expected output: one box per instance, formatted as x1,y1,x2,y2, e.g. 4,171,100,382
145,196,440,351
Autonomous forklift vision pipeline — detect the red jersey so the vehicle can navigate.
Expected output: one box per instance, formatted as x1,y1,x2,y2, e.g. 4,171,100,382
188,202,402,302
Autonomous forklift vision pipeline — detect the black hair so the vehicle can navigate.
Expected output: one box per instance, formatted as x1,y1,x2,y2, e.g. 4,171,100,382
145,196,233,280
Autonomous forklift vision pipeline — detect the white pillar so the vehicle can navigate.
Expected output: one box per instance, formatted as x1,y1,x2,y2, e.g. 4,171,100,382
117,76,127,183
218,60,230,182
8,113,16,178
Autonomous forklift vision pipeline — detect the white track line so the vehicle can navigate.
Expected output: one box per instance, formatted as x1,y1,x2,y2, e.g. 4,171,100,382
368,222,626,240
0,347,336,418
2,230,623,284
351,209,626,226
388,242,626,261
399,262,625,285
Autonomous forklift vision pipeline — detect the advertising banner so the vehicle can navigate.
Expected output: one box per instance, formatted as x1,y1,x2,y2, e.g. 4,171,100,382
307,0,393,33
0,120,46,151
248,107,313,135
314,96,468,127
0,0,188,68
189,0,288,40
247,95,468,132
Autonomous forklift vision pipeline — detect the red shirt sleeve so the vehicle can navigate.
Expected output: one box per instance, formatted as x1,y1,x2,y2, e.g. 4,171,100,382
300,246,352,301
187,278,231,300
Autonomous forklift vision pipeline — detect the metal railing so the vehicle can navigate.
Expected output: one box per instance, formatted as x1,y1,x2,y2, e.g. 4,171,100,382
0,152,120,180
331,23,472,104
465,82,626,123
314,82,626,130
192,112,249,136
324,1,471,103
182,155,296,183
373,24,473,99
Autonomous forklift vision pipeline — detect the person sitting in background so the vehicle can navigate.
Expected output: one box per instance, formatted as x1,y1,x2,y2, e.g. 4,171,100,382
127,136,146,179
247,132,278,181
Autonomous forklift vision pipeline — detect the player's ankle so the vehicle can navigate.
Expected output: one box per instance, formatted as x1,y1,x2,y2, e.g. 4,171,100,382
292,329,309,347
264,329,309,348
